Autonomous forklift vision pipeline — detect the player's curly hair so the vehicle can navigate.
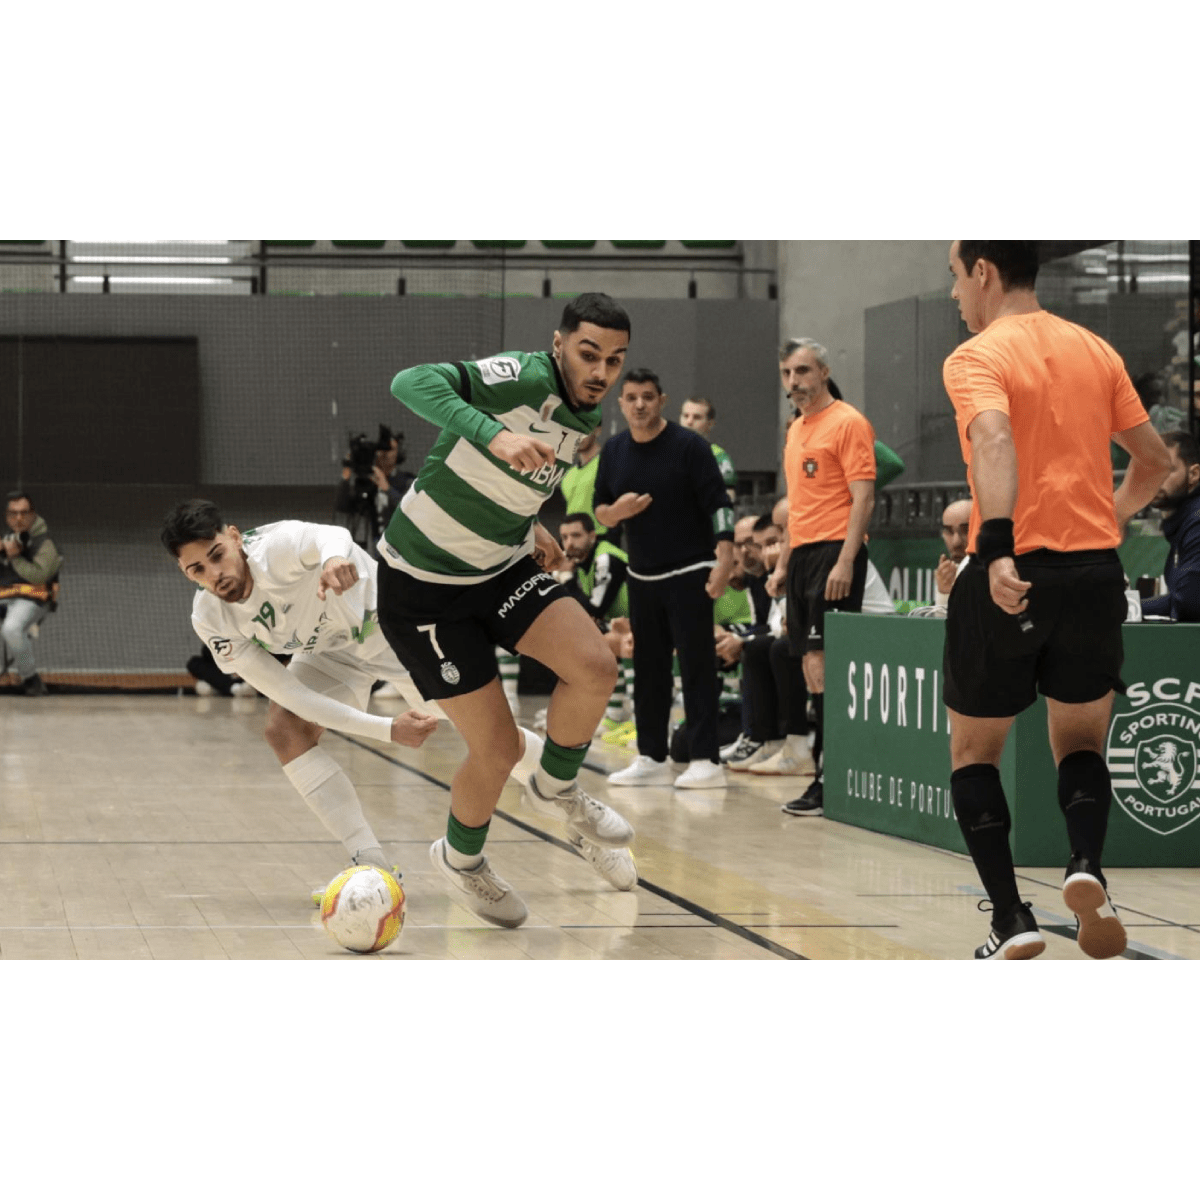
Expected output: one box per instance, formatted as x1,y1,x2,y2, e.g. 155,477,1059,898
160,499,226,557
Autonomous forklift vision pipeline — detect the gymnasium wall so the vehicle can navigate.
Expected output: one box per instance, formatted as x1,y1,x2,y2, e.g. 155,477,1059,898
0,290,779,677
776,241,952,431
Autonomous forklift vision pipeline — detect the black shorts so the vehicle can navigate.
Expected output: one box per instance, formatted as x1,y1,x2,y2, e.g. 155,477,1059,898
785,541,868,655
942,550,1126,718
376,555,568,701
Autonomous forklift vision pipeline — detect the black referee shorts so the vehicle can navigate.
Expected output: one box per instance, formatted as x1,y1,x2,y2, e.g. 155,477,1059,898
785,541,868,656
942,549,1126,718
376,554,567,701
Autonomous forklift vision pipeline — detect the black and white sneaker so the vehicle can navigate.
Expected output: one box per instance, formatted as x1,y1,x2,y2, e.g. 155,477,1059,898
720,734,762,765
1063,857,1126,959
975,900,1046,960
781,778,823,816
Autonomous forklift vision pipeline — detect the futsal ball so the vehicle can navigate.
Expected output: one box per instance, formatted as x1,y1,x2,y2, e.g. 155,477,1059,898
320,865,406,954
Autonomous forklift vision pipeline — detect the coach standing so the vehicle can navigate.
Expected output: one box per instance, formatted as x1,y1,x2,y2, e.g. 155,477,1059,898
766,338,877,817
596,368,735,790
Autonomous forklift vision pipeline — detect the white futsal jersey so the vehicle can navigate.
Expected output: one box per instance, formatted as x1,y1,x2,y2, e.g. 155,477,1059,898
193,521,380,667
190,521,429,742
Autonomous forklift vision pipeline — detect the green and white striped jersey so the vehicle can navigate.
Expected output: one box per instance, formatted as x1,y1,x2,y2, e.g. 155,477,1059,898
380,350,601,584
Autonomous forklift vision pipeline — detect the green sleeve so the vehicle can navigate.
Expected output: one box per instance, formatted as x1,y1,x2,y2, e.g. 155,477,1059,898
873,440,906,491
391,362,506,449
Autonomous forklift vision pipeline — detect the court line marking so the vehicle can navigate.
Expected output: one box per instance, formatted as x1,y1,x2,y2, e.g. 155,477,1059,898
334,733,806,961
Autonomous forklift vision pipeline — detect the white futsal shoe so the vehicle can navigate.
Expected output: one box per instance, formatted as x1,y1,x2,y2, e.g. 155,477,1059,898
568,831,638,891
526,774,635,846
429,838,528,928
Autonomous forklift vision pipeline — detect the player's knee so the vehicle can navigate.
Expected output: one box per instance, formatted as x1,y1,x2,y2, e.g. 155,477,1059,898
595,646,620,691
485,723,523,774
566,641,618,692
264,704,311,753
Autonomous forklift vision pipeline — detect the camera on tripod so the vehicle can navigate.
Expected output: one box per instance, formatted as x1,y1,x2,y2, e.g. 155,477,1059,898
344,432,382,504
339,424,407,545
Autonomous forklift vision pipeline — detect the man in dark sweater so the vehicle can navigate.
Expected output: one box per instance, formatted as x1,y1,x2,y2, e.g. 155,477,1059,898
1141,430,1200,622
594,368,735,789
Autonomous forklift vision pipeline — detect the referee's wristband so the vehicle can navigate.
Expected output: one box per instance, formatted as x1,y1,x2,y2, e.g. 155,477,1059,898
975,518,1015,567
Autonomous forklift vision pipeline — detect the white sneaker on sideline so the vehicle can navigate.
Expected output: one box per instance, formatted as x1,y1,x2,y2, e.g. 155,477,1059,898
728,739,783,772
526,775,635,846
428,838,528,928
608,755,675,787
568,831,637,891
748,741,815,776
193,679,216,697
675,760,726,789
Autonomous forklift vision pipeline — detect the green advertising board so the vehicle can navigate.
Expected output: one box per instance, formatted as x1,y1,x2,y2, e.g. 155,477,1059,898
868,535,1170,605
824,613,1200,867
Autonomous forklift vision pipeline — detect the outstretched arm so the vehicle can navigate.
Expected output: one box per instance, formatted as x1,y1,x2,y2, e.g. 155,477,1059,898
217,643,436,747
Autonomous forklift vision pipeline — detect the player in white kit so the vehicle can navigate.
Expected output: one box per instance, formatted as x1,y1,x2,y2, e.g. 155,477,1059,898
160,499,552,901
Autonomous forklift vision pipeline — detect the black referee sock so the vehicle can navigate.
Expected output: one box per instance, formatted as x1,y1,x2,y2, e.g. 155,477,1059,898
1057,750,1112,869
811,692,824,779
951,763,1022,917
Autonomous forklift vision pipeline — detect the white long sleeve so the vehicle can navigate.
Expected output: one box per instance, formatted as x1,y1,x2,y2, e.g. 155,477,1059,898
228,643,395,743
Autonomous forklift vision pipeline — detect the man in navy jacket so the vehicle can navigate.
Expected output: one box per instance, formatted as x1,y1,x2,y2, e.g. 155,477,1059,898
1142,431,1200,622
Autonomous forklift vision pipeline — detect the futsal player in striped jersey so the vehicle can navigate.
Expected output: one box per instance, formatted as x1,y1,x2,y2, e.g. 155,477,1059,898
375,294,640,926
942,240,1172,960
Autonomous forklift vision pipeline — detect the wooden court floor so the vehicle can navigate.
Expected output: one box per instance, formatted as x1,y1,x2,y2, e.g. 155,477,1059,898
2,691,1200,961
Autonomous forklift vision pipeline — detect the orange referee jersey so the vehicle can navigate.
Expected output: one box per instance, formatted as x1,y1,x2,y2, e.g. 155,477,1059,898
943,310,1147,556
783,399,876,546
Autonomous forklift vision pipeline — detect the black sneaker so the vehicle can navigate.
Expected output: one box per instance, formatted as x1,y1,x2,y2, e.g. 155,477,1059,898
19,674,48,697
782,778,823,816
721,735,763,765
1063,856,1126,959
975,900,1046,960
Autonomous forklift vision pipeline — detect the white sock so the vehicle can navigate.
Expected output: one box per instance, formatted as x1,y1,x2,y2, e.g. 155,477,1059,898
282,747,383,865
533,766,569,798
443,842,483,870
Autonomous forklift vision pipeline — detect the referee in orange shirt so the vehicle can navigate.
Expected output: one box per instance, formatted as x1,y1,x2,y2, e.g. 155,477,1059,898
942,240,1172,961
767,337,877,816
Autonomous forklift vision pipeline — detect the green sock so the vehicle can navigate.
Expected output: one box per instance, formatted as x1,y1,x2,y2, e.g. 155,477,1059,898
535,736,588,795
446,812,489,868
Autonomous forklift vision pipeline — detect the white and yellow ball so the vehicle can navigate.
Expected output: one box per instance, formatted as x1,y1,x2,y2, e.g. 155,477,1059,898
319,865,406,954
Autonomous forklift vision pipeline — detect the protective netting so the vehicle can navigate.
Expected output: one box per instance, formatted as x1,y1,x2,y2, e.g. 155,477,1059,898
0,255,506,688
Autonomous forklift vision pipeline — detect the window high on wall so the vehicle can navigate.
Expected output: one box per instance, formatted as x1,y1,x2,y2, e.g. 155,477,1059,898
65,240,257,294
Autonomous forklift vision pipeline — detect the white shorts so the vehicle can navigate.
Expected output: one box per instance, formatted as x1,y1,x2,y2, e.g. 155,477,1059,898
286,634,445,719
